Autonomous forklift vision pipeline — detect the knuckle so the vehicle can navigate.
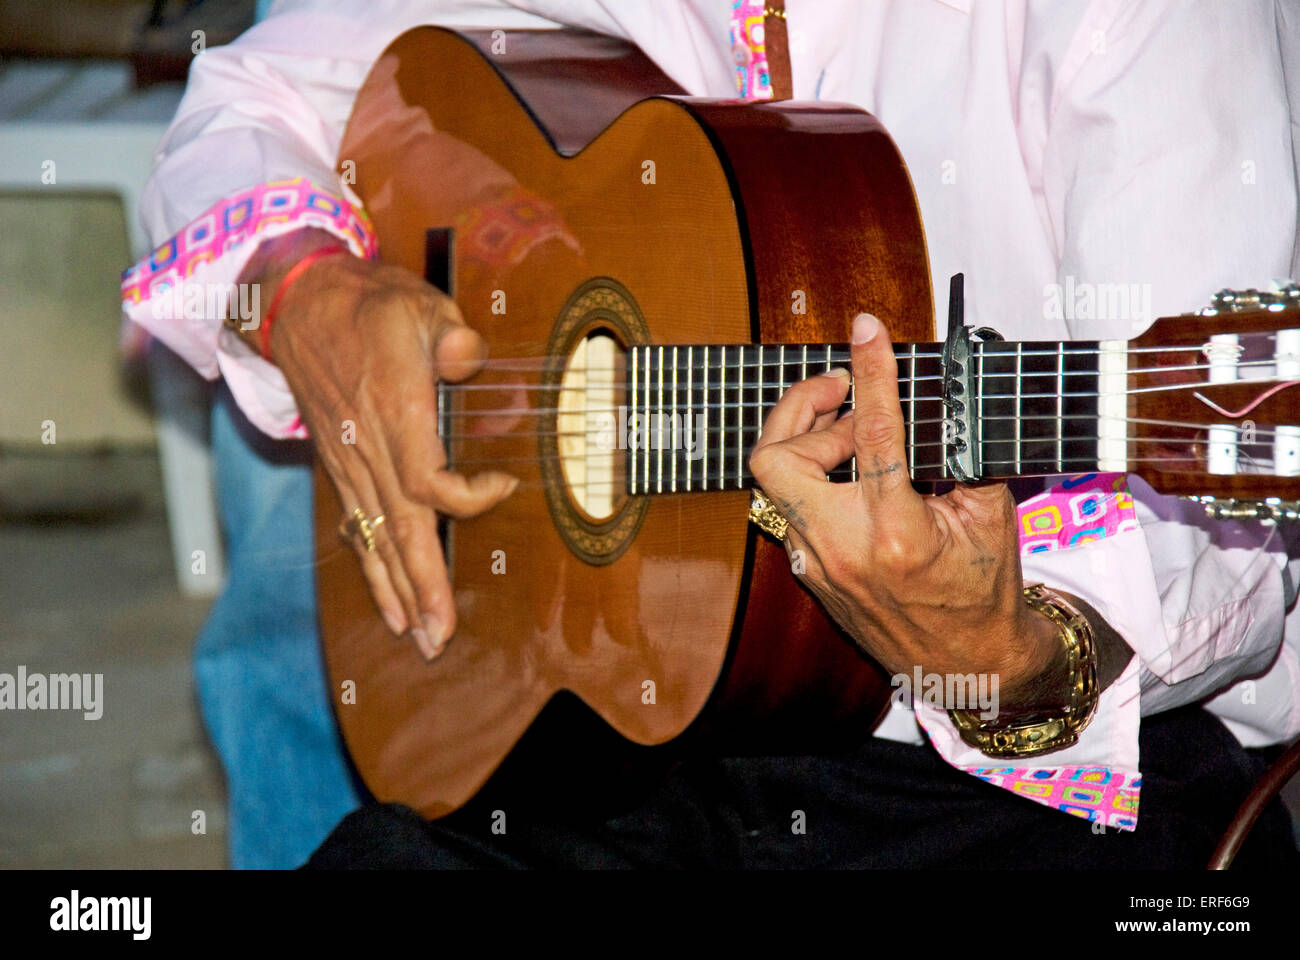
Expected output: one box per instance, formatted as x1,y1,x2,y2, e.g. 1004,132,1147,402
747,444,778,479
872,533,913,570
397,458,444,504
388,436,448,500
383,505,428,555
818,551,849,585
854,419,897,452
358,284,418,324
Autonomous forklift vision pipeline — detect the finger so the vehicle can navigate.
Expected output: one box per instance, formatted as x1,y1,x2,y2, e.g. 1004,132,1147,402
357,544,408,636
352,350,498,646
333,454,440,659
762,415,856,482
422,469,520,520
371,499,453,658
375,330,520,519
752,367,852,453
318,445,410,638
849,313,926,527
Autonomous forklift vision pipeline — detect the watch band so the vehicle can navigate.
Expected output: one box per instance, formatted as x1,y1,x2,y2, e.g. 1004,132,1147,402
948,584,1099,759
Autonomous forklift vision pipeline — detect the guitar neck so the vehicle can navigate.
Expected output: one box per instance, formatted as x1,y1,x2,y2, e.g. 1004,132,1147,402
625,340,1103,493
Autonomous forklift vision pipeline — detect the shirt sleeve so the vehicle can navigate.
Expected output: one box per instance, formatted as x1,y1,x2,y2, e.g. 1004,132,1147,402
913,0,1300,832
120,0,735,439
120,1,575,438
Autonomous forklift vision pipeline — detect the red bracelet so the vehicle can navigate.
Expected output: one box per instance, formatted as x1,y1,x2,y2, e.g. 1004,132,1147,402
259,243,351,362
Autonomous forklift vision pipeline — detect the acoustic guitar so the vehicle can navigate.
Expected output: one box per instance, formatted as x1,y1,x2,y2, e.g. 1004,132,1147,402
314,26,1300,818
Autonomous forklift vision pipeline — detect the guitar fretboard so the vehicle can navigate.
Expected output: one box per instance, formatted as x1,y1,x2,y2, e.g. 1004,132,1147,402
625,341,1102,493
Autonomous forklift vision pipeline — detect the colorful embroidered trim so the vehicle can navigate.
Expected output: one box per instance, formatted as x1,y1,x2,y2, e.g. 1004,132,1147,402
1018,472,1139,555
730,1,773,99
120,176,377,308
971,765,1139,830
938,471,1145,830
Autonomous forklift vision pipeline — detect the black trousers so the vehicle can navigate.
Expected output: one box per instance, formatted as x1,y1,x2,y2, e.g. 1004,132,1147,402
305,705,1296,869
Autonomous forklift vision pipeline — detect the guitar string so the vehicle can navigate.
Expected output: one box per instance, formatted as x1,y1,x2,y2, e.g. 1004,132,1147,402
457,336,1291,372
432,446,1277,494
438,415,1291,444
438,373,1300,417
440,356,1289,386
447,438,1274,475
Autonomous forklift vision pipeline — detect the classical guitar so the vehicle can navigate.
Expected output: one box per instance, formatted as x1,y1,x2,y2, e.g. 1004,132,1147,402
314,26,1300,818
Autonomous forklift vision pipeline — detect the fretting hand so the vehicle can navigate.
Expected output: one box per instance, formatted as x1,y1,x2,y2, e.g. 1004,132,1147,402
748,312,1067,710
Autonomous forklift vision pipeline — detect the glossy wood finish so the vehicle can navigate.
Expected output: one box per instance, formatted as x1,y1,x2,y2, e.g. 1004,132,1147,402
316,27,929,816
678,98,933,751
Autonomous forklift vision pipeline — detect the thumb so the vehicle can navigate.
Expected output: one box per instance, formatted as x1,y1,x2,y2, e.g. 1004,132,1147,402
434,319,488,383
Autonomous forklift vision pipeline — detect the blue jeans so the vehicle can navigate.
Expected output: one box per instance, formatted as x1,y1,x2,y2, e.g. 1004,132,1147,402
195,384,362,868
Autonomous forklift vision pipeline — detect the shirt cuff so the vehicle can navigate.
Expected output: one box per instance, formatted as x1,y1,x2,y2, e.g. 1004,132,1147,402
120,176,378,439
914,659,1142,832
914,473,1144,831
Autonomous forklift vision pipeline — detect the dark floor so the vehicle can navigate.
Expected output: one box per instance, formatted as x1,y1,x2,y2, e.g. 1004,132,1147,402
0,448,225,868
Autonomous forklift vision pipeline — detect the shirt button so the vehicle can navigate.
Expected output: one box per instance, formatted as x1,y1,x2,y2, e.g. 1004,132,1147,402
732,41,753,67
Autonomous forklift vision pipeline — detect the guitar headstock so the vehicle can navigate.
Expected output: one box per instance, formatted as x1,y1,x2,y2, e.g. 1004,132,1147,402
1119,283,1300,515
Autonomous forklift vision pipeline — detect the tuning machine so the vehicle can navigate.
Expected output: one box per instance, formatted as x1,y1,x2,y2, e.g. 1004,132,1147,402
1183,496,1300,522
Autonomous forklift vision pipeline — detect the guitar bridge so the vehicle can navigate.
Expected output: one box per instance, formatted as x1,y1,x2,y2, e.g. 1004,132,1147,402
1183,496,1300,522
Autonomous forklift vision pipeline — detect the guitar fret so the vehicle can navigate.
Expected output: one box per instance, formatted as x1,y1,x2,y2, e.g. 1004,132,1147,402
909,343,917,477
629,346,638,495
702,346,710,491
1013,342,1022,475
718,347,726,492
644,346,655,489
736,346,745,488
1056,341,1064,473
973,343,982,481
670,346,679,493
685,346,693,492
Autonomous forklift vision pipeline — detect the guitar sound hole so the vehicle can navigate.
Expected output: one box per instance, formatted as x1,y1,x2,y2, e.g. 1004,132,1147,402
557,330,625,521
539,276,649,565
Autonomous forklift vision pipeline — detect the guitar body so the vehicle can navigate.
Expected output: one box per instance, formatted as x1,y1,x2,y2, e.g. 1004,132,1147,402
314,27,933,818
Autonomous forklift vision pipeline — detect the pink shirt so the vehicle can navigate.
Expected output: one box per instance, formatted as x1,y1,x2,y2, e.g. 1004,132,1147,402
122,0,1300,830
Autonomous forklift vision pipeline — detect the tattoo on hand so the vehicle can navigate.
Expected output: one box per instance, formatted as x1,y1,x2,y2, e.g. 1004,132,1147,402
860,457,903,481
776,496,808,529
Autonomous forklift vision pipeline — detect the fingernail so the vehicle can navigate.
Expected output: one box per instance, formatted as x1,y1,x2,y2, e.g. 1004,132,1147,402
422,612,449,656
410,627,438,661
503,476,521,496
820,366,851,379
851,313,880,344
381,607,407,636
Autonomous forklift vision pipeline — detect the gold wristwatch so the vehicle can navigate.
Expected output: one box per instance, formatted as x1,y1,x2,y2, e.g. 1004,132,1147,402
948,584,1099,758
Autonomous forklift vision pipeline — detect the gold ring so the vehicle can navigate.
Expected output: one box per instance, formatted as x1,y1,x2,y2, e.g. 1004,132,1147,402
339,507,386,552
748,488,789,541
